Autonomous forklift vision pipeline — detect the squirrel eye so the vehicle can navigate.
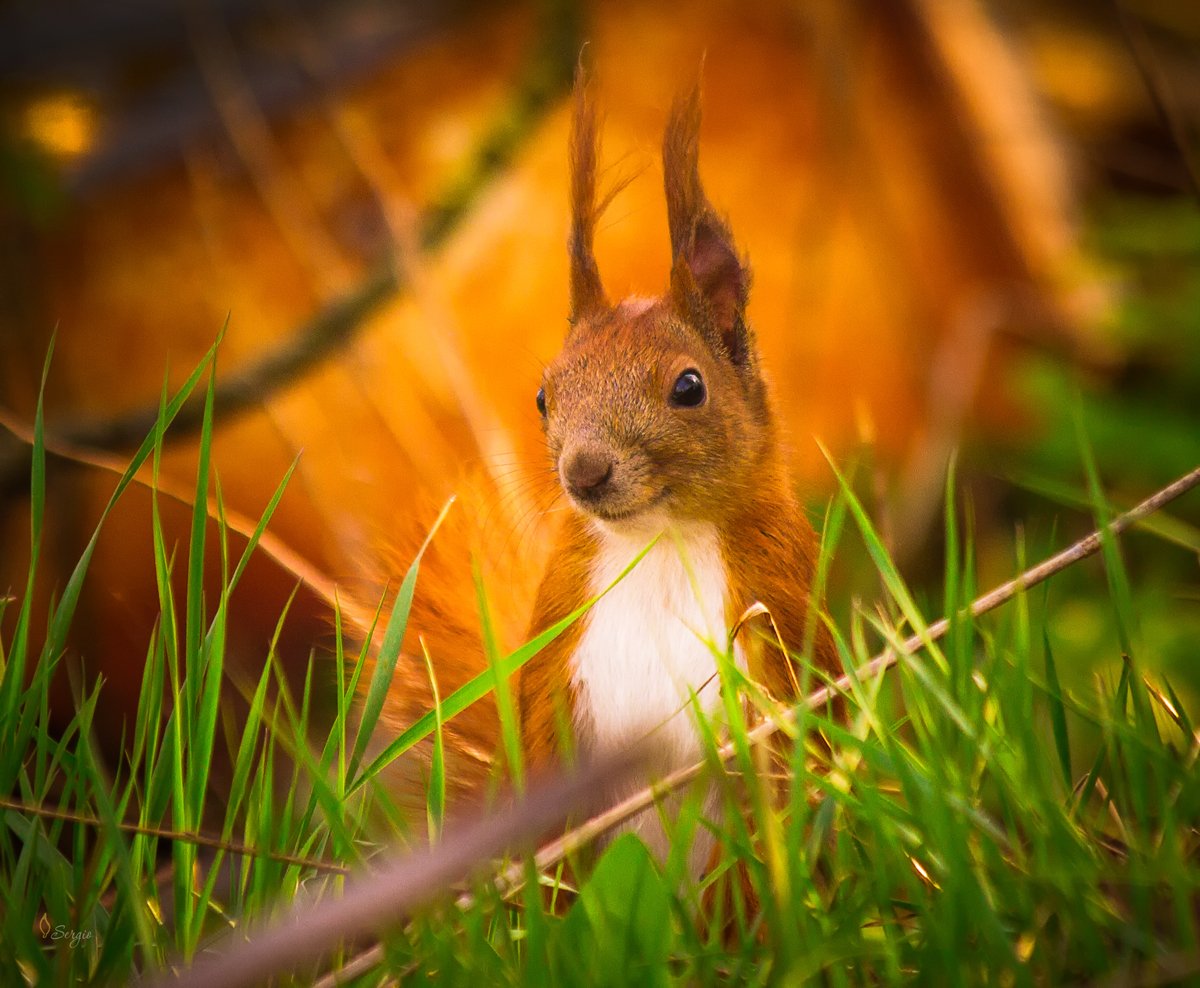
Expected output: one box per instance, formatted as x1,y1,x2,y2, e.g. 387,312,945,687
670,369,706,408
536,387,547,416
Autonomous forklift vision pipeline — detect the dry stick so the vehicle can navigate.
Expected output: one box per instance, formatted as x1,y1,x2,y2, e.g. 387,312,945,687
0,796,349,876
318,464,1200,985
152,749,644,988
1112,0,1200,201
72,467,1192,987
0,409,340,611
491,463,1200,896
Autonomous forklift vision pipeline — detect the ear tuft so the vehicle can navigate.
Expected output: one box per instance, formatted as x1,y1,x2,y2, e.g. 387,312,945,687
568,60,608,323
663,80,753,365
663,82,704,262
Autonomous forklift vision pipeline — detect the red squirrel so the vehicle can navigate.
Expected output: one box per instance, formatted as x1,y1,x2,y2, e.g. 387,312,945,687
361,73,836,867
517,75,837,863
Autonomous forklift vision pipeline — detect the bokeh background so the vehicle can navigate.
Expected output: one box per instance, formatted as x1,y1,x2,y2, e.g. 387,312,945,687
1,0,1197,747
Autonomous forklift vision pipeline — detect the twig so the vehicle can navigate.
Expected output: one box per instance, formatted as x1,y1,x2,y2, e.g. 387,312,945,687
1111,1,1200,201
489,463,1200,895
0,796,349,876
0,408,339,611
311,945,384,988
177,464,1200,985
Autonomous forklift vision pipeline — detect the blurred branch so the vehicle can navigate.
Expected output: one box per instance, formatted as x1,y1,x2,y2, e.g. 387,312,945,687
152,748,644,988
6,0,469,191
0,407,338,609
1112,1,1200,200
2,0,581,498
235,461,1200,986
0,795,349,876
189,0,357,295
495,462,1200,895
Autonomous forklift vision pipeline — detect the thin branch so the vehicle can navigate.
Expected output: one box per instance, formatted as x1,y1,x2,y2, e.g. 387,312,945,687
0,408,339,612
317,462,1200,984
159,464,1200,985
311,940,386,988
1112,1,1200,201
490,463,1200,896
0,796,349,876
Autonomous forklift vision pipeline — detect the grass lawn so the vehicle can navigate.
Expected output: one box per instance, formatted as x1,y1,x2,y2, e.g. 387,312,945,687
1,195,1199,986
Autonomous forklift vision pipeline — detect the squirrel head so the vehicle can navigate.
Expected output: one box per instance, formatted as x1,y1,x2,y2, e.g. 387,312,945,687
537,72,777,531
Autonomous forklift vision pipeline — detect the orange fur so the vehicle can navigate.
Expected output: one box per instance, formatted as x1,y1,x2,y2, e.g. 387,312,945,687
519,78,835,772
365,75,835,852
356,475,544,806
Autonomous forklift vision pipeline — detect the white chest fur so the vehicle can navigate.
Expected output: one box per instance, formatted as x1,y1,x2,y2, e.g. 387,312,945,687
570,521,740,865
571,520,741,768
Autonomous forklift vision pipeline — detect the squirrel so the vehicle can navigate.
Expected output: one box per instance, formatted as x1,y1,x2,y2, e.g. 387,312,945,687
517,73,837,868
359,71,836,873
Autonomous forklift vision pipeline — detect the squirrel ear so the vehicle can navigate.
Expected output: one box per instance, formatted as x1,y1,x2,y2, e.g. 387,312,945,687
663,82,752,365
568,61,608,324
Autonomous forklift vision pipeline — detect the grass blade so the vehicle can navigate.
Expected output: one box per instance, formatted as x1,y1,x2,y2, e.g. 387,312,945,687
349,496,456,783
1041,630,1073,790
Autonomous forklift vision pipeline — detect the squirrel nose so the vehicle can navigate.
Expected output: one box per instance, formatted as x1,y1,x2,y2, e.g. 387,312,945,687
562,447,614,498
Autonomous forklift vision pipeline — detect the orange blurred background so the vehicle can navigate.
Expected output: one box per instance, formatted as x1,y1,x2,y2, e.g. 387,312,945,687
1,0,1192,745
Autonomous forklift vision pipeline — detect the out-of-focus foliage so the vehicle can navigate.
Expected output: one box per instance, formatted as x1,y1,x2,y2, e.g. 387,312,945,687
0,0,1196,812
1,1,1199,981
1,0,1110,733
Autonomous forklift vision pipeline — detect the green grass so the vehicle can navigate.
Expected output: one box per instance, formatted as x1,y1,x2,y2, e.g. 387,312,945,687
1,356,1197,986
2,196,1199,984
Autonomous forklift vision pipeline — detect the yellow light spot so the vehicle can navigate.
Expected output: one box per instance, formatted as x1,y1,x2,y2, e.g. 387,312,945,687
1144,677,1179,721
909,855,939,888
21,91,97,158
853,396,876,446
